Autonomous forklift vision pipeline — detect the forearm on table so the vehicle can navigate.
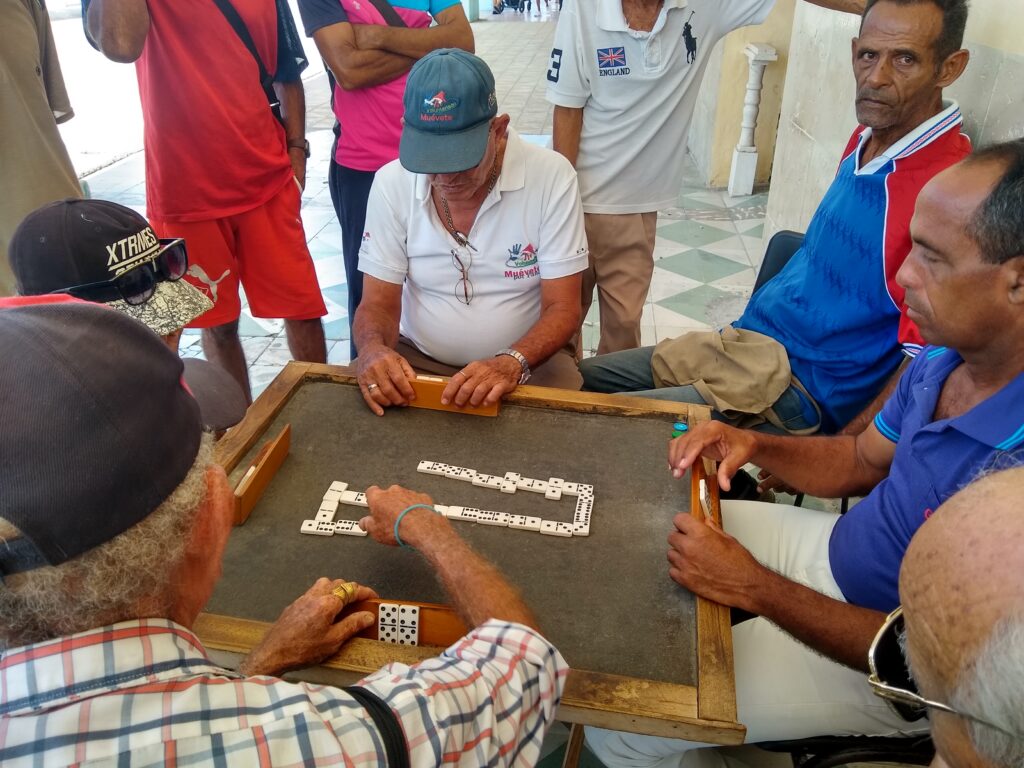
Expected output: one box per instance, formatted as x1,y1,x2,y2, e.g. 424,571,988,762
552,106,583,167
751,433,879,498
273,81,306,144
508,303,579,367
748,569,886,672
404,514,539,631
87,0,150,62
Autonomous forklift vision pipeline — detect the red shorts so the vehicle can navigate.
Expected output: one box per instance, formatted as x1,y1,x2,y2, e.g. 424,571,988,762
150,180,326,328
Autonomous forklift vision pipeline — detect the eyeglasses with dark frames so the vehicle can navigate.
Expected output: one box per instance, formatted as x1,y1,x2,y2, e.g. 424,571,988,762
868,606,1020,738
49,238,189,306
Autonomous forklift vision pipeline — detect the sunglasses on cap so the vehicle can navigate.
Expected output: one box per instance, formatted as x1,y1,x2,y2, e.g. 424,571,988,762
868,606,1020,738
49,238,188,306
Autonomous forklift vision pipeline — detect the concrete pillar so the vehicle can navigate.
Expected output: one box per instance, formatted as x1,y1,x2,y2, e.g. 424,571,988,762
728,43,778,198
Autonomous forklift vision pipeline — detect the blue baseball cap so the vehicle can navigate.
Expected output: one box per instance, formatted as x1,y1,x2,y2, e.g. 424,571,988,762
400,49,498,174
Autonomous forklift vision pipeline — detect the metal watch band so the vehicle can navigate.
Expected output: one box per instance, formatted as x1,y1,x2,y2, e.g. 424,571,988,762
495,349,531,384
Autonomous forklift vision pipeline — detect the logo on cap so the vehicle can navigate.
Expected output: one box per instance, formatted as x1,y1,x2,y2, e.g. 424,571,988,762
421,91,459,122
105,226,161,277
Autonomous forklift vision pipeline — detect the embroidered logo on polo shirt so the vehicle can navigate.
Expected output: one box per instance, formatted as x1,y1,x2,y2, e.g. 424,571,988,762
504,243,540,279
596,47,630,77
682,11,699,63
421,91,458,122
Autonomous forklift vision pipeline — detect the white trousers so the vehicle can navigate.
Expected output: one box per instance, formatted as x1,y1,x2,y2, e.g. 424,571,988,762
587,500,926,768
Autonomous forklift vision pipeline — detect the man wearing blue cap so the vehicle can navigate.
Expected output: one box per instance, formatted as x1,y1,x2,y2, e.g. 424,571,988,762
353,49,589,415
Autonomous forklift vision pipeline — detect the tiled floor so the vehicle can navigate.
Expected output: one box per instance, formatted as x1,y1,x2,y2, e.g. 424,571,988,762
83,17,767,398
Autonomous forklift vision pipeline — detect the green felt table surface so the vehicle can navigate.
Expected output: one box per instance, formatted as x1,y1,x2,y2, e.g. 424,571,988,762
209,380,698,686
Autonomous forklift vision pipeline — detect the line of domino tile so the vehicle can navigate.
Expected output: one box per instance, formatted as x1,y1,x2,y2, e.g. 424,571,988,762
301,463,593,538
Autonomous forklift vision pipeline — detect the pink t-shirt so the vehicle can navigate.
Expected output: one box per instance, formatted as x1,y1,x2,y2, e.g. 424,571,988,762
333,3,432,171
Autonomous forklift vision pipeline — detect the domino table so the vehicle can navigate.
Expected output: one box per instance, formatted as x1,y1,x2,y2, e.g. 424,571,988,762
197,362,744,745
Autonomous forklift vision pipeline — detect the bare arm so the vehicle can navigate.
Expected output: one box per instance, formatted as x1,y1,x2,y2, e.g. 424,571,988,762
353,276,403,354
441,273,582,407
668,420,896,498
353,5,474,59
273,80,307,189
552,105,583,167
361,486,539,630
87,0,150,62
312,22,416,91
667,513,884,672
838,356,910,436
509,274,582,368
802,0,865,14
352,276,418,415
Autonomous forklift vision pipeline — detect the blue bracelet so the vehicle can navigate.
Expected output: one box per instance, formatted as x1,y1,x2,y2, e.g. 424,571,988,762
394,504,440,549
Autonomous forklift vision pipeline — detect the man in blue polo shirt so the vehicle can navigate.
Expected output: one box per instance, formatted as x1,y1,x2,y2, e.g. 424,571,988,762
296,0,473,357
580,0,971,437
587,140,1024,766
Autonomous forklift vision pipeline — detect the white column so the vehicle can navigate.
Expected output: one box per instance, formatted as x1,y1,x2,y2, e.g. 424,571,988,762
728,43,778,198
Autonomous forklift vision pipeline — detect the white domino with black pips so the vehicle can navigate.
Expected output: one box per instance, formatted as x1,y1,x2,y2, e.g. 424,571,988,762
378,603,419,646
304,465,597,540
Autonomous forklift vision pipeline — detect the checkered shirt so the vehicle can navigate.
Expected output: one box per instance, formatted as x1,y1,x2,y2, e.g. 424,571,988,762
0,618,567,766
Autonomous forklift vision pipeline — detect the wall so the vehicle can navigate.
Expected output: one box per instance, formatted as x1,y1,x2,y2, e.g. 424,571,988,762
688,0,796,188
763,0,1024,246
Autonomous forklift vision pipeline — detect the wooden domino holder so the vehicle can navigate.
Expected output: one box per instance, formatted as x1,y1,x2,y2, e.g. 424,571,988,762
232,424,291,525
345,598,469,647
408,375,500,418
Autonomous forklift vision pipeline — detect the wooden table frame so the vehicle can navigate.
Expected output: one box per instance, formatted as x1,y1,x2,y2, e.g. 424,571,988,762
198,362,744,745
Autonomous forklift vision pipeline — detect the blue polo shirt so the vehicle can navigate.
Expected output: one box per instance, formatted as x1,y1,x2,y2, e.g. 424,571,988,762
829,346,1024,612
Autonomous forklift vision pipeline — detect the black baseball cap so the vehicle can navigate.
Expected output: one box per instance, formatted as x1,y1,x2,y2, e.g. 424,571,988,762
9,199,213,336
0,303,203,577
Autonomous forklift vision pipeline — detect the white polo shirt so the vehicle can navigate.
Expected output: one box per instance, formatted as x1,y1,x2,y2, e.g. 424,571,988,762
546,0,774,214
359,129,589,367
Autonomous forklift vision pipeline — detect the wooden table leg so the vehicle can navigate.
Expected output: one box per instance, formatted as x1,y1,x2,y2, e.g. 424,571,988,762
562,722,585,768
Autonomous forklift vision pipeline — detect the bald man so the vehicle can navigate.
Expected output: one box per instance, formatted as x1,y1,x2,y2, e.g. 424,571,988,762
894,468,1024,768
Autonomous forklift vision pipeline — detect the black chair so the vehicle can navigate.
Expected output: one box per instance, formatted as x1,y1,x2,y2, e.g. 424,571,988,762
753,229,805,295
756,734,935,768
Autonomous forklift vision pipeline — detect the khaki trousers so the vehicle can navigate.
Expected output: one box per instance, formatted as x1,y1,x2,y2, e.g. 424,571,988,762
578,211,659,356
395,338,583,390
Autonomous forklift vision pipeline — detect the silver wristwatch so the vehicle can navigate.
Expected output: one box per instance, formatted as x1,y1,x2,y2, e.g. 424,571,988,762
495,348,531,384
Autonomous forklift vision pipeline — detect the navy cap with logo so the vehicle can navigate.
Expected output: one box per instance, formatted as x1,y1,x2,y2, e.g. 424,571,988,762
400,48,499,175
0,303,203,577
9,199,213,337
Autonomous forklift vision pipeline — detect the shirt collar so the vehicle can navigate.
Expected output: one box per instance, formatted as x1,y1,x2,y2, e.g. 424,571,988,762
597,0,688,33
855,100,963,175
415,127,527,203
913,346,1024,450
0,619,227,716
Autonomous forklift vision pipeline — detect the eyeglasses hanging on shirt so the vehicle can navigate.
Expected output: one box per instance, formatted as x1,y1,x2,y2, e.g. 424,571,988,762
450,241,476,306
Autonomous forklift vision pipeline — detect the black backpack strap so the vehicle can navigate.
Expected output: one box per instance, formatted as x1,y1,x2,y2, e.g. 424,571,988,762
344,686,411,767
210,0,279,108
365,0,409,28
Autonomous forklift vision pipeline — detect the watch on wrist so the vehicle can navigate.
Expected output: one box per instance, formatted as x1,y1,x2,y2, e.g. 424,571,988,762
495,348,531,384
287,138,311,158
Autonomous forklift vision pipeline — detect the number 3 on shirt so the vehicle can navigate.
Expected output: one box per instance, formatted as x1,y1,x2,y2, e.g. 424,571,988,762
547,48,562,83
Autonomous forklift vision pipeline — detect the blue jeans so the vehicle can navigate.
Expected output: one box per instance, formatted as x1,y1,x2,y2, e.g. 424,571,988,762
329,160,377,360
579,346,821,434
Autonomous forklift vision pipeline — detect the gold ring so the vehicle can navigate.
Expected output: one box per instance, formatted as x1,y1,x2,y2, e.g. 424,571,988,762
332,582,358,602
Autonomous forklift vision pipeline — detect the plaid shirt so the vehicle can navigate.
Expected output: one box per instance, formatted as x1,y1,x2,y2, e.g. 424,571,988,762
0,618,567,766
